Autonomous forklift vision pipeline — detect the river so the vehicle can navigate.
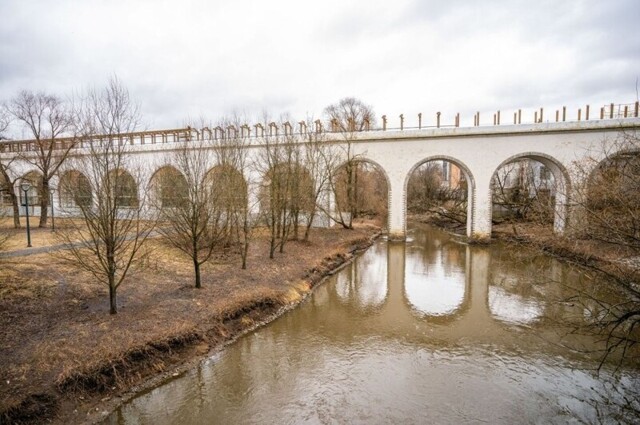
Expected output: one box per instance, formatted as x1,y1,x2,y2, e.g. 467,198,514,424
104,224,639,424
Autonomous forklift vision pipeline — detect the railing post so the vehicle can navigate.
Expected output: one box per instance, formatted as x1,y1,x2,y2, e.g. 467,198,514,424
513,112,517,124
497,110,500,125
586,104,590,120
399,114,404,130
578,108,582,121
539,107,544,123
555,110,559,122
562,106,566,122
418,113,422,129
610,103,614,119
600,107,604,119
518,109,522,124
455,113,460,127
382,115,387,131
635,101,639,117
436,112,440,128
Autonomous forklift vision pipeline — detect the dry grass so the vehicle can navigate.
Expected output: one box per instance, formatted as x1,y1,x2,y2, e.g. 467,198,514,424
0,217,91,251
0,223,379,423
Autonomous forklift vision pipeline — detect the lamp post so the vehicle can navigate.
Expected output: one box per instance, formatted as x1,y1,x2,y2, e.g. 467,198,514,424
50,187,56,232
20,181,32,248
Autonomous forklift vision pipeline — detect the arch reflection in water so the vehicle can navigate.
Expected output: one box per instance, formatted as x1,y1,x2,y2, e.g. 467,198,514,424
404,228,467,317
335,241,387,309
487,249,551,326
488,286,543,325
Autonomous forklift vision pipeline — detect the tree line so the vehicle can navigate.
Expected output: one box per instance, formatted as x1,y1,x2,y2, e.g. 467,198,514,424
0,82,388,314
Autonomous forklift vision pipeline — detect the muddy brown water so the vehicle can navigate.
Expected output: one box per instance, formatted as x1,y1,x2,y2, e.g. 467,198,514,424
104,224,639,424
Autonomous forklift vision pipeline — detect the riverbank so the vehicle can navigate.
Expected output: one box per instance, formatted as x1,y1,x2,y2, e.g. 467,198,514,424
0,224,380,424
411,213,639,283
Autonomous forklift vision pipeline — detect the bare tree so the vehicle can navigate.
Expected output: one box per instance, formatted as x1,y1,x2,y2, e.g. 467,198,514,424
8,90,75,227
324,97,376,133
491,160,554,226
56,77,151,314
256,127,292,258
0,110,15,248
555,129,640,368
322,97,378,229
153,136,226,288
407,162,467,226
210,117,254,269
300,122,336,241
0,107,21,230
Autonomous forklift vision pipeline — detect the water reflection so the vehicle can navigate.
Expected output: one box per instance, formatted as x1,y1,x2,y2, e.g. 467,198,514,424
488,286,543,325
404,229,467,317
335,242,387,309
106,224,640,425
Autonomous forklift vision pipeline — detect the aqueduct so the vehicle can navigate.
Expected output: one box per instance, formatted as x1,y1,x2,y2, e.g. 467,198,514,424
2,110,640,240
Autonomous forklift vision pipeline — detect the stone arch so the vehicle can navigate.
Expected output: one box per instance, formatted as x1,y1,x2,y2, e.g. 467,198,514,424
206,164,249,211
404,156,476,237
587,144,640,181
0,172,12,206
108,168,138,208
580,146,640,242
149,165,188,208
490,152,571,234
58,170,93,209
19,170,44,206
333,157,391,230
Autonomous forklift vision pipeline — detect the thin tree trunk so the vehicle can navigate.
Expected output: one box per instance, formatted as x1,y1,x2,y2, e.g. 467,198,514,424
241,215,249,269
292,209,299,240
10,191,20,228
109,280,117,315
241,240,249,269
39,178,49,227
194,259,201,289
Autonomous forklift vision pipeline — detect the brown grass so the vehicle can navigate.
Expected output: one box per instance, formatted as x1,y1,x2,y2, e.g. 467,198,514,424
0,217,90,251
0,222,380,424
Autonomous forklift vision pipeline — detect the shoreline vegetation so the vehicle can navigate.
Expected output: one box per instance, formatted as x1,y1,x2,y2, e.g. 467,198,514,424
0,223,381,424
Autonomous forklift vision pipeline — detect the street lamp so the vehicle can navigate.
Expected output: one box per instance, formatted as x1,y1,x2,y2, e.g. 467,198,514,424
50,187,56,232
20,181,32,248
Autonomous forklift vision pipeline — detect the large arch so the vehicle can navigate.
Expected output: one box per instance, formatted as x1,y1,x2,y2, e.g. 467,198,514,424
332,157,390,231
58,170,93,209
206,164,249,211
0,172,11,207
149,165,188,208
404,156,476,238
19,170,44,207
108,168,139,208
579,146,640,245
490,152,571,235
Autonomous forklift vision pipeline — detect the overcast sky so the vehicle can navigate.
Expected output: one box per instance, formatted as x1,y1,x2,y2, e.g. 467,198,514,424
1,0,638,133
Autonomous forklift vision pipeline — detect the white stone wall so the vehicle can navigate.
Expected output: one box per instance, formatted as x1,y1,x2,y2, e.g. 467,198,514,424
2,118,639,240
